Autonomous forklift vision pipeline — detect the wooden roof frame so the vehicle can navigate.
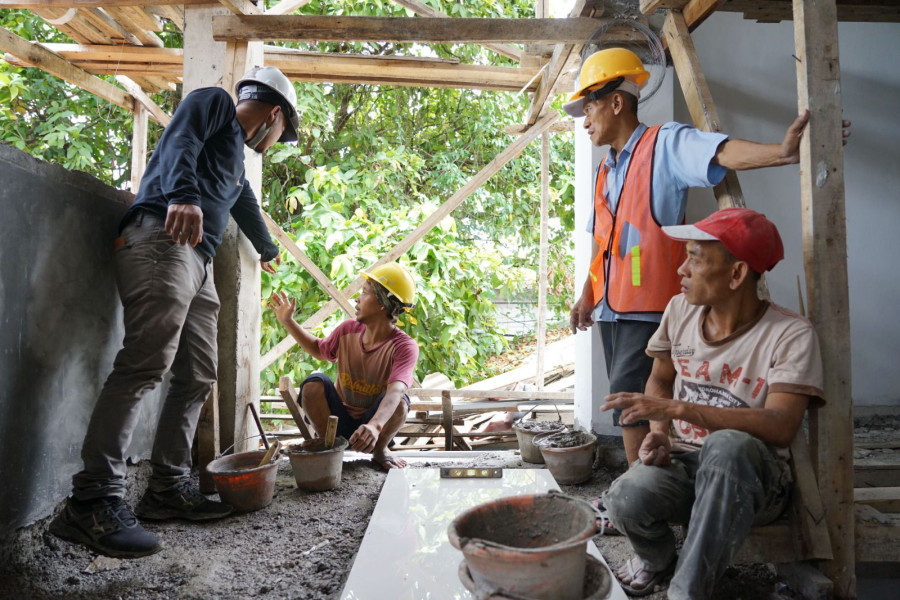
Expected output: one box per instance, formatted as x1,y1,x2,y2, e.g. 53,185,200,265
2,2,899,598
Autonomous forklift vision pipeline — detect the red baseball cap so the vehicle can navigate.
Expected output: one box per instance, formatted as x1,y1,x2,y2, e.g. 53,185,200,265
662,208,784,273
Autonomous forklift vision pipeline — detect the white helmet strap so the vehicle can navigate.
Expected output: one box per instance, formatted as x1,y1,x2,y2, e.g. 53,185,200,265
245,111,280,150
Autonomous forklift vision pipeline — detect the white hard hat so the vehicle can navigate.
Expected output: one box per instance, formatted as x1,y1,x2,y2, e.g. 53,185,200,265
235,66,299,143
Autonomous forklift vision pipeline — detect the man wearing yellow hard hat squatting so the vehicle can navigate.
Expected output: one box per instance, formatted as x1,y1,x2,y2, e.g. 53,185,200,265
269,263,418,470
564,47,838,533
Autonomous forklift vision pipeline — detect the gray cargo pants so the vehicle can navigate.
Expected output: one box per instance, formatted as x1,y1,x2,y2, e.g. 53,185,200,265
603,430,791,600
72,211,219,500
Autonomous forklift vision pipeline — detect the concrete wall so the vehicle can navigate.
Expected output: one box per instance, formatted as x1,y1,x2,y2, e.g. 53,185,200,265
575,14,900,431
0,144,162,536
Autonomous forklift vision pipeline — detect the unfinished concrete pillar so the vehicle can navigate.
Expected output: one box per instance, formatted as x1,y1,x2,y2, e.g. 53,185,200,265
183,6,265,454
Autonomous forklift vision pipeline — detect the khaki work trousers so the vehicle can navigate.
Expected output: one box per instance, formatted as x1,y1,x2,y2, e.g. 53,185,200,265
73,211,219,500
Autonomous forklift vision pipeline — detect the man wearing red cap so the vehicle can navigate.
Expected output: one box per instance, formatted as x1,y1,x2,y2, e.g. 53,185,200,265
598,208,824,598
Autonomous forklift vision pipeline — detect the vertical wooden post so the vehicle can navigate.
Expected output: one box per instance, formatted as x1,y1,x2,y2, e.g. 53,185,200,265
792,0,854,596
442,391,453,451
535,133,550,391
197,383,220,493
184,5,264,455
130,101,148,195
663,10,744,210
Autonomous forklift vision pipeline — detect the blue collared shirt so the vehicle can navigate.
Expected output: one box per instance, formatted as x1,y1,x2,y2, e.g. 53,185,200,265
587,122,728,322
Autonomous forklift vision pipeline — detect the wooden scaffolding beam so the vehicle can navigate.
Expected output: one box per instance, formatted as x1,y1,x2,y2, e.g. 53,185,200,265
792,0,855,596
391,0,522,62
663,11,745,209
212,15,610,44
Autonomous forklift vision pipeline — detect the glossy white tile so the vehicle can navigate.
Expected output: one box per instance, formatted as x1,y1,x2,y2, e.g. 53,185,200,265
340,468,626,600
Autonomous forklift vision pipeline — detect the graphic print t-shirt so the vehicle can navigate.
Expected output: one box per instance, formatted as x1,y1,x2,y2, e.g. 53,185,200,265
647,295,825,454
317,320,419,419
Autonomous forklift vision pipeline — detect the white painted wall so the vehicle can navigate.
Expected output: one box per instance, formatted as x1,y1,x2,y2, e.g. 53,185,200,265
574,13,900,433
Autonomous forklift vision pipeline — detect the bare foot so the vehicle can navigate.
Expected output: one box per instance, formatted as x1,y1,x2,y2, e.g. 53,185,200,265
372,449,407,470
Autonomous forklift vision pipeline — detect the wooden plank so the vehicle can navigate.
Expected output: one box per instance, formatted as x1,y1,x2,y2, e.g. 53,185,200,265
640,0,691,12
130,102,148,193
1,1,212,7
116,75,171,126
79,8,142,44
854,464,900,489
856,440,900,450
442,391,453,451
682,0,726,32
260,210,356,317
0,41,185,65
266,49,540,92
392,0,522,62
278,376,316,441
0,28,134,112
197,383,220,494
217,0,263,16
735,521,796,564
266,0,312,16
524,0,601,125
212,15,609,44
855,505,900,562
34,8,108,45
103,7,164,47
261,111,560,368
505,121,573,135
10,43,539,92
535,133,549,391
855,487,900,513
663,10,744,210
147,5,184,30
788,427,833,559
716,1,900,24
793,0,854,593
409,388,574,401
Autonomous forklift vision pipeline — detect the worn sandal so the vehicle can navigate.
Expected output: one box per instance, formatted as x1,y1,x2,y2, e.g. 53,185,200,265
589,497,622,536
616,556,676,597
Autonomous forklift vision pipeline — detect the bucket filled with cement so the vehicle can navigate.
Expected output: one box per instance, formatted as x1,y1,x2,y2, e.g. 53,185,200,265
536,430,597,485
513,419,567,464
288,437,348,492
447,492,597,600
206,450,278,512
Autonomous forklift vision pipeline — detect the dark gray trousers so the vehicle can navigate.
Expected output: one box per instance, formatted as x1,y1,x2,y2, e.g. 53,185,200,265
73,212,219,500
603,430,791,600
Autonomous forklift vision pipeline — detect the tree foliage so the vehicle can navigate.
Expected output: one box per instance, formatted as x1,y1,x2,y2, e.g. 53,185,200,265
0,2,576,391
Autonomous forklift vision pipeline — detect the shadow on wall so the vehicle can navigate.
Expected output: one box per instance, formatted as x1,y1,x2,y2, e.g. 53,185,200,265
0,144,163,536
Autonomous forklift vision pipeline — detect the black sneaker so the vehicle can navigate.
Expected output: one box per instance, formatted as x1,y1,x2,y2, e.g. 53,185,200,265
135,480,233,522
49,496,162,559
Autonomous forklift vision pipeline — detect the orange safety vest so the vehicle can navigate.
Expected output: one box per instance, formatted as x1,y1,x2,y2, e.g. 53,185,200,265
590,126,686,314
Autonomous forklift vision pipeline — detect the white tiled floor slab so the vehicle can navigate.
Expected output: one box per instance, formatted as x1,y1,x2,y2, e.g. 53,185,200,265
341,468,626,600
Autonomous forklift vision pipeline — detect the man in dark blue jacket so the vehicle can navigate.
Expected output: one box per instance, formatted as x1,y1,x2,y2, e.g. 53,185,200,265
50,66,299,558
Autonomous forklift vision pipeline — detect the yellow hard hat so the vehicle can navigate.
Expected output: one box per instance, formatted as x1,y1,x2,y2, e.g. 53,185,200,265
568,48,650,103
362,262,416,306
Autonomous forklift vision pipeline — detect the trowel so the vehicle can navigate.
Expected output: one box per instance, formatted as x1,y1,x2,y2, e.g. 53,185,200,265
257,438,282,467
324,415,339,449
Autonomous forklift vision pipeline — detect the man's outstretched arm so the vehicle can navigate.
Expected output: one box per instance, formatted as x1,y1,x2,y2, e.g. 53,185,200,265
268,290,324,361
714,110,851,171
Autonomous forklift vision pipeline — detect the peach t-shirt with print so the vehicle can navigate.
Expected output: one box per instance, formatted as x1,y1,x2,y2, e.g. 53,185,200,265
647,295,824,455
317,320,418,419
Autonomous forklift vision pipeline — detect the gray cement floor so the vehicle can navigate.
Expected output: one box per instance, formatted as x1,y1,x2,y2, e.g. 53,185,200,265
1,417,897,600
